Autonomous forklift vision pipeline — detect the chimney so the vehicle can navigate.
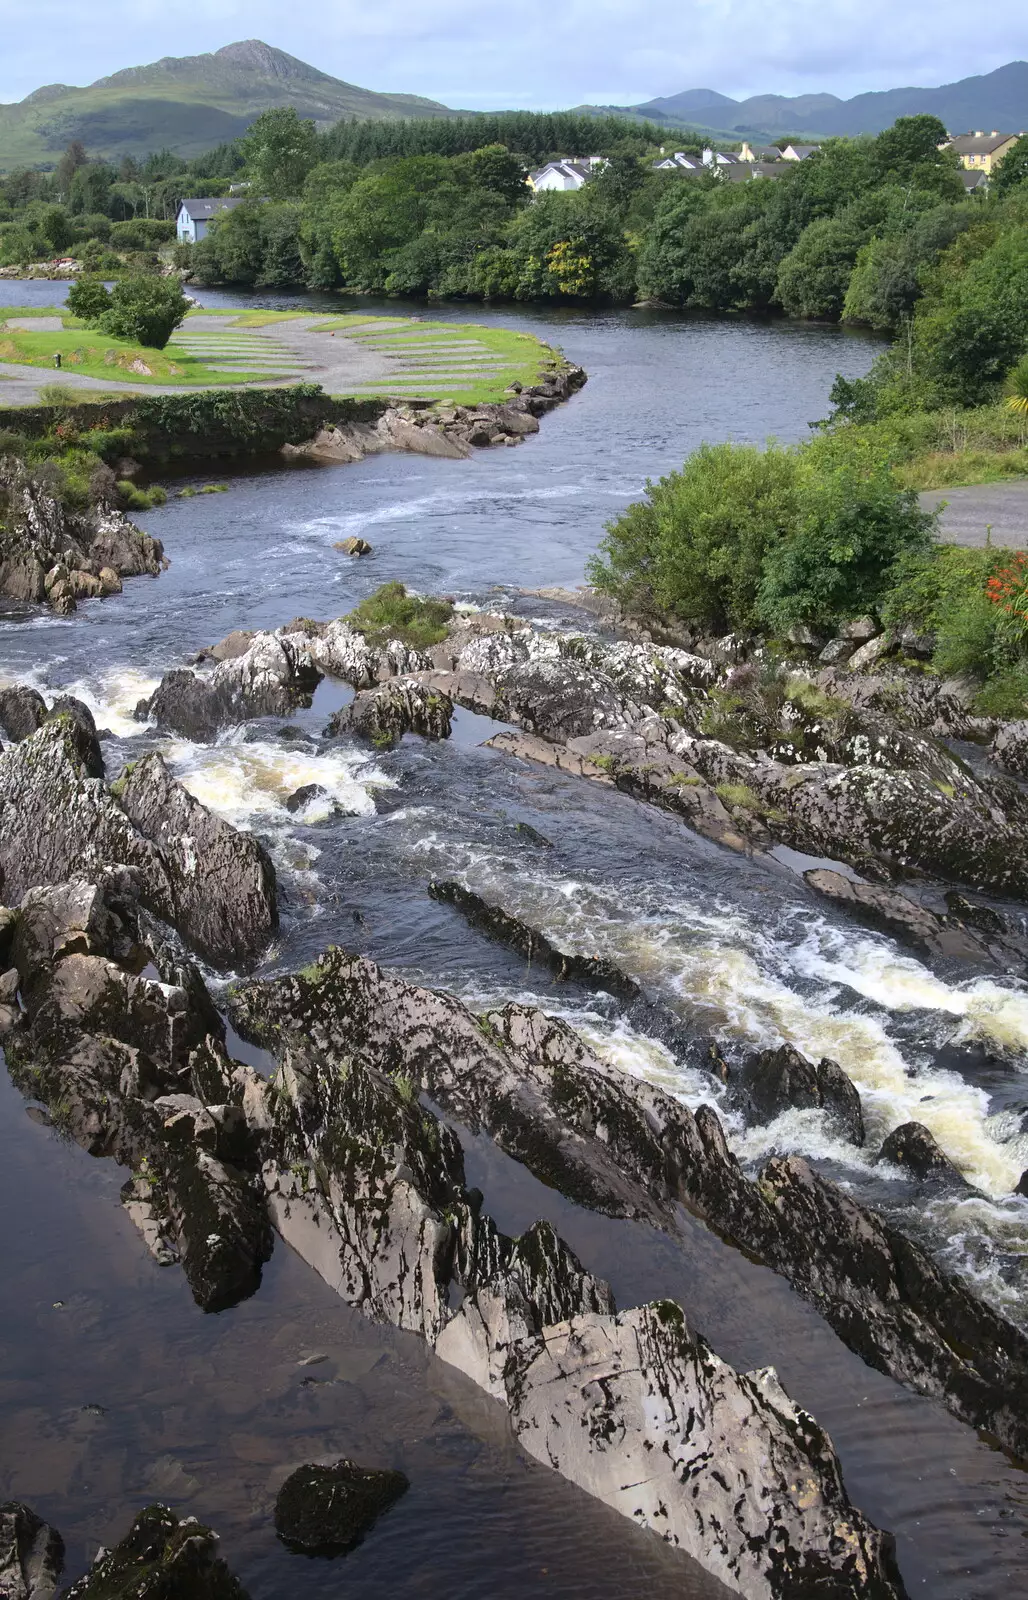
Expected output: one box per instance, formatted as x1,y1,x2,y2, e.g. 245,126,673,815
974,130,984,138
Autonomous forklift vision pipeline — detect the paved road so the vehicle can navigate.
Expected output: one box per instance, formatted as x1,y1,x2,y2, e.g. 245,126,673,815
922,481,1028,548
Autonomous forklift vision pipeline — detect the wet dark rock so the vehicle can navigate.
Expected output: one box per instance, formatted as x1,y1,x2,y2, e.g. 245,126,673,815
334,536,372,556
163,1147,272,1313
274,1461,409,1554
1016,1169,1028,1199
943,891,1008,936
61,1505,248,1599
0,1500,64,1598
735,1043,865,1146
0,686,46,742
513,820,553,847
327,677,453,746
804,869,992,962
284,782,332,814
115,752,277,968
878,1122,973,1191
138,633,321,741
429,880,640,1002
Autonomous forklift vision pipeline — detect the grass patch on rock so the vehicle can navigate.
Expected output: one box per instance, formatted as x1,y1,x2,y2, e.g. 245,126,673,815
346,581,454,649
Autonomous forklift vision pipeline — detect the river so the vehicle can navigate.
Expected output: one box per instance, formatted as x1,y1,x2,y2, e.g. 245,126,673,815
2,288,1028,1597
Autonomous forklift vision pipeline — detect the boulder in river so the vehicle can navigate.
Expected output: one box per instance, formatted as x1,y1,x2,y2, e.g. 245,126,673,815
878,1122,973,1192
274,1460,409,1554
328,676,452,746
804,869,992,962
734,1042,865,1146
61,1505,248,1599
0,1501,64,1599
138,632,321,741
0,685,46,742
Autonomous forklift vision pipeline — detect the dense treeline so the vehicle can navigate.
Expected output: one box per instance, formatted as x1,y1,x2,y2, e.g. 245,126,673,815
320,111,670,166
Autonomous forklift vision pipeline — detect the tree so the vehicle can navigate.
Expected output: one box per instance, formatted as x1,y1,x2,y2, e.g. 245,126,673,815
97,275,188,348
56,141,87,197
452,145,530,210
240,107,318,200
66,277,113,321
37,205,73,254
993,139,1028,196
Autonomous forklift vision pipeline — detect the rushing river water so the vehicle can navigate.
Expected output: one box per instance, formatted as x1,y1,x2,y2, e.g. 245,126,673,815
3,288,1028,1597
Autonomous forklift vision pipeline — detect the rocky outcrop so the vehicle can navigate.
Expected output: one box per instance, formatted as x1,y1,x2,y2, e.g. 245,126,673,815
274,1461,409,1554
61,1505,249,1599
137,632,321,740
0,686,46,742
116,752,277,967
229,948,1028,1461
733,1043,865,1145
328,677,453,747
4,873,273,1313
492,1305,905,1600
0,460,165,615
0,725,276,968
0,1502,64,1599
991,719,1028,778
0,688,103,777
803,869,994,961
283,368,586,467
230,960,901,1598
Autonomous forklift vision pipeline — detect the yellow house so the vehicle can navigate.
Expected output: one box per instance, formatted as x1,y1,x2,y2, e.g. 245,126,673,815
945,131,1021,174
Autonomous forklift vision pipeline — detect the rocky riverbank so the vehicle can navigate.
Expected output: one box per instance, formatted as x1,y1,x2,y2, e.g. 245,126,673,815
10,579,1028,1593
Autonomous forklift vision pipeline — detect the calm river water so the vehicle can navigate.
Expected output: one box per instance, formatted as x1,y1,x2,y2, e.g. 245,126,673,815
3,287,1028,1598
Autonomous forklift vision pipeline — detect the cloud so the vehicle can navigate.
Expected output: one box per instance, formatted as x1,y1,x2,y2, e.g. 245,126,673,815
1,0,1026,110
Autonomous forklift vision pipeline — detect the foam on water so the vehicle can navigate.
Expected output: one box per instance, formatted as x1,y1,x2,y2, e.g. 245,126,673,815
406,834,1028,1199
165,729,391,830
0,663,160,737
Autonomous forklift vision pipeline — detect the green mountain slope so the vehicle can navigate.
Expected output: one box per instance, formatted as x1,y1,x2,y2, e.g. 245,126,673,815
0,39,456,168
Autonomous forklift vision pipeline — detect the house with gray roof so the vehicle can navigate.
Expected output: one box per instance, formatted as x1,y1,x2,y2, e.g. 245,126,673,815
176,197,247,244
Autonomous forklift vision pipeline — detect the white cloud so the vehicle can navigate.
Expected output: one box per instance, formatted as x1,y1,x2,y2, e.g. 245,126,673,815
0,0,1026,111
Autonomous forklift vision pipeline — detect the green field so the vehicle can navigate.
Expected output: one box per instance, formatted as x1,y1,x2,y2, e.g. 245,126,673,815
0,310,276,385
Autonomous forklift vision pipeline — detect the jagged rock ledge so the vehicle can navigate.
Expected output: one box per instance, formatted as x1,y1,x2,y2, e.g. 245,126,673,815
0,870,903,1598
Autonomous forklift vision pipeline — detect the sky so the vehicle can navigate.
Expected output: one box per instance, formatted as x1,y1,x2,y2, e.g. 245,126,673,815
1,0,1027,109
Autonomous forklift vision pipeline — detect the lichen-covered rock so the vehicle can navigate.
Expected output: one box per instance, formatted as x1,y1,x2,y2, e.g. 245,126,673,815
115,752,276,967
328,677,452,746
138,633,321,740
494,1306,906,1600
0,1501,64,1599
734,1043,865,1145
991,719,1028,778
0,462,163,615
61,1505,248,1599
274,1461,409,1554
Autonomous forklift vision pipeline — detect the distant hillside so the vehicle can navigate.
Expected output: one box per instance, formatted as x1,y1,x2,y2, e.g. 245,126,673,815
0,39,456,169
579,60,1028,141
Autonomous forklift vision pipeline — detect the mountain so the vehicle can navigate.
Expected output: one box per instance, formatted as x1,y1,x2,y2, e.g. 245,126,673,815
583,60,1028,140
0,40,456,168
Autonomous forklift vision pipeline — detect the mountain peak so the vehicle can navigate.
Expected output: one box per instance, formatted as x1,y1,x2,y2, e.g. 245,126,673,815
210,40,335,84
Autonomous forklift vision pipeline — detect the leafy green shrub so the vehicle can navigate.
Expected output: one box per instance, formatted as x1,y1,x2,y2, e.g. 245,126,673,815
109,218,176,249
347,581,454,648
67,277,113,322
757,463,935,632
588,442,801,630
98,275,189,350
117,480,167,510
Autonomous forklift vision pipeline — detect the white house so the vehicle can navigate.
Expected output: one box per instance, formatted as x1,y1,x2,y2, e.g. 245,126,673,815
780,143,821,162
652,151,706,172
176,197,247,244
528,157,606,193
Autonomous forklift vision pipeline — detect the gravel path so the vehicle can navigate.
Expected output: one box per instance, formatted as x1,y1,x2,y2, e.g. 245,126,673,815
922,481,1028,548
0,313,519,405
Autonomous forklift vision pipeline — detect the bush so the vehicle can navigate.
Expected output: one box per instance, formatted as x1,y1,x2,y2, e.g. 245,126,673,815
98,275,188,349
756,463,936,631
347,581,454,648
109,218,176,249
66,277,113,322
588,443,801,630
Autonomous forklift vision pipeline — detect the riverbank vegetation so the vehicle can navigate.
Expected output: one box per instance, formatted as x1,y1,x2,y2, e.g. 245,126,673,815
590,432,1028,714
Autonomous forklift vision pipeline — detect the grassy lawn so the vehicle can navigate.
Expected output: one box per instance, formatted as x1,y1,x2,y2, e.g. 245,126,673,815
895,448,1028,490
0,310,277,385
